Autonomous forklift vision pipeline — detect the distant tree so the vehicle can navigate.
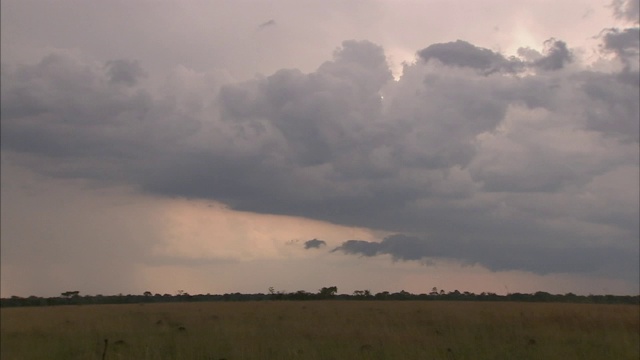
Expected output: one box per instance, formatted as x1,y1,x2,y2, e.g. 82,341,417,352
267,287,286,300
318,286,338,298
143,291,152,297
61,291,80,298
291,290,312,300
533,291,552,302
353,290,372,298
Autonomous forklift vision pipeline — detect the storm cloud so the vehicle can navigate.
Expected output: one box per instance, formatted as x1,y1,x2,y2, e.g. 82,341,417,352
1,32,638,285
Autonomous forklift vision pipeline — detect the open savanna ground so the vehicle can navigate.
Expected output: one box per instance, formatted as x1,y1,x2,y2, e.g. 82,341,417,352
1,300,638,360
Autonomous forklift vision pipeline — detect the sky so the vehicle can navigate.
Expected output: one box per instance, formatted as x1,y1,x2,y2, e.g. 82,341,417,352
1,0,638,297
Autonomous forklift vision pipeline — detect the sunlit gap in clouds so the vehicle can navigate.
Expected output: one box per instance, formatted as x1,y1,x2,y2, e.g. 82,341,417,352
384,47,415,80
149,197,379,263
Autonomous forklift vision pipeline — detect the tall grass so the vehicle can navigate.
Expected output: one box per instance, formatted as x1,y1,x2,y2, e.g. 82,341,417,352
1,301,638,359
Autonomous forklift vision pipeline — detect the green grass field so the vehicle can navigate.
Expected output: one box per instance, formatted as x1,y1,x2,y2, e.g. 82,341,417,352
1,301,638,360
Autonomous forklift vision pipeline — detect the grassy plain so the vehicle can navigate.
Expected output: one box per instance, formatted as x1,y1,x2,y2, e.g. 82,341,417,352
1,301,638,360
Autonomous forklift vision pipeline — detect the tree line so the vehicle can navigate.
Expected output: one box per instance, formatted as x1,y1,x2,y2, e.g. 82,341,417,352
1,287,638,307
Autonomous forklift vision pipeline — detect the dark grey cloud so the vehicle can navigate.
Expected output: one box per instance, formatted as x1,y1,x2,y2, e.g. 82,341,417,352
105,59,146,86
332,234,638,277
516,47,543,62
611,0,640,23
1,53,198,181
600,27,640,72
1,37,638,284
533,39,572,71
304,239,327,249
417,40,524,74
417,38,574,74
333,234,427,260
602,28,640,56
581,71,640,142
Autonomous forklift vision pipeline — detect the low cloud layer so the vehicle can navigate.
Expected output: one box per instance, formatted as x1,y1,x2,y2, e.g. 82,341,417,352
304,239,327,249
332,234,637,277
2,16,638,286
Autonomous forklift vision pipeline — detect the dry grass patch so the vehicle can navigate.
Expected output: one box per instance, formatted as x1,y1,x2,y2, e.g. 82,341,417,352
1,301,638,359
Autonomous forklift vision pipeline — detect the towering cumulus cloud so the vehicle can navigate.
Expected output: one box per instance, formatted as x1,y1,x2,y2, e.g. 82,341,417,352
2,10,638,289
